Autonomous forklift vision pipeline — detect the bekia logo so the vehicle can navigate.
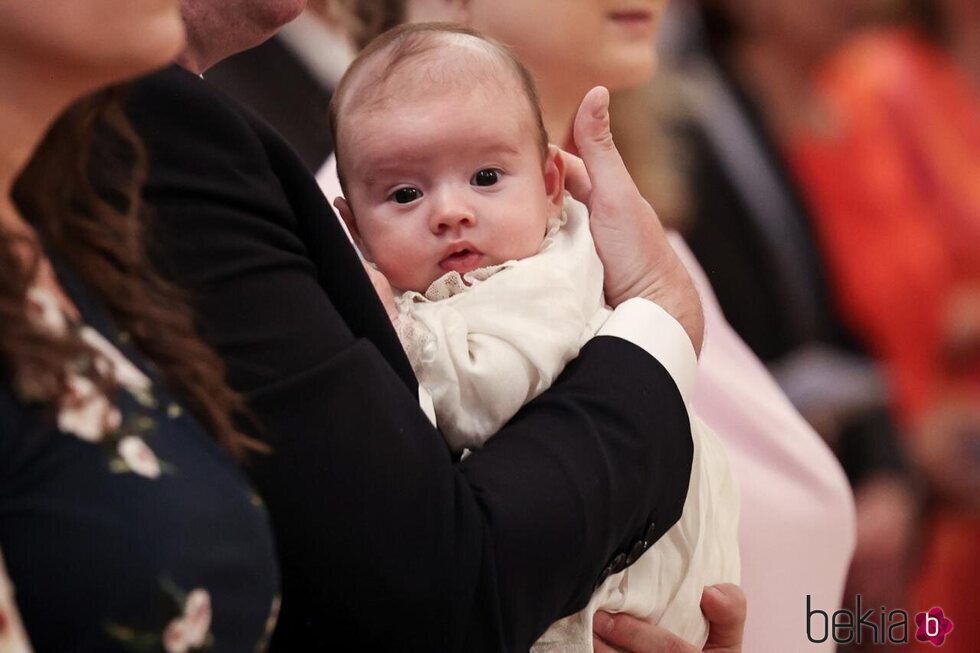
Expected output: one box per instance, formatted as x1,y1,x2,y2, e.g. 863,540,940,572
915,607,955,647
806,595,955,647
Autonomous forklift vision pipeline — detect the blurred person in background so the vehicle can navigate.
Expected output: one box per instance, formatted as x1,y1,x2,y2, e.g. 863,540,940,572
318,2,856,652
652,0,979,648
644,2,920,644
0,0,280,649
789,0,980,649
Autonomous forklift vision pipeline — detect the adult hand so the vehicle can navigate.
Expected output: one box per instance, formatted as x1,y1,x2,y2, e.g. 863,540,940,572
593,584,746,653
566,86,703,353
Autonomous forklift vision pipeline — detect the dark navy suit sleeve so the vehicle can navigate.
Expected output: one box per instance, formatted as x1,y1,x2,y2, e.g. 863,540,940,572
128,66,693,652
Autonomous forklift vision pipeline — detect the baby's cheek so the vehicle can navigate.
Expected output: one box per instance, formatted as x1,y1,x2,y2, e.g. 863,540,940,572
363,226,410,270
500,217,550,260
375,247,428,290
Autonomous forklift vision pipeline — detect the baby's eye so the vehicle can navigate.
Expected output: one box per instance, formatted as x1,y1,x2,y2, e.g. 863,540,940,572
389,187,422,204
471,169,501,187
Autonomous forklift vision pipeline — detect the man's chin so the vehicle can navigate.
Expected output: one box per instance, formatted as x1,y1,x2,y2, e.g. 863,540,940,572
177,0,308,73
255,0,306,31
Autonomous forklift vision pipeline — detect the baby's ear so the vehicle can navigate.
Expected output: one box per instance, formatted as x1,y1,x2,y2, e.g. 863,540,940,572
334,196,369,258
543,144,567,213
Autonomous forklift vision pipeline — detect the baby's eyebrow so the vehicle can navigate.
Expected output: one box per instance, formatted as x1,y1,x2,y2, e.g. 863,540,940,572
352,139,524,185
353,147,429,177
473,142,523,158
353,160,406,187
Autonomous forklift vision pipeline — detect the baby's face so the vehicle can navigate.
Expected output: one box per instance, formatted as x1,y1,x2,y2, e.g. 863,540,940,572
338,83,563,293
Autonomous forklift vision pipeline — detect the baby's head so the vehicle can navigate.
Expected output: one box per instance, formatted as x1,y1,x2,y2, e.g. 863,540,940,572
330,24,566,293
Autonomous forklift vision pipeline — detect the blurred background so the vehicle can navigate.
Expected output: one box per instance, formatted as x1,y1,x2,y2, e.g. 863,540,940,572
206,1,980,650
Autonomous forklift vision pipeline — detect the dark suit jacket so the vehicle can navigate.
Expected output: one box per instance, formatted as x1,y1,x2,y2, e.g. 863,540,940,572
126,65,693,652
206,35,335,172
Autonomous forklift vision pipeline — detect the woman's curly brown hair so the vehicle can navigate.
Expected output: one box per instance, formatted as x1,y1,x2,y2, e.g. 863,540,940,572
4,86,258,459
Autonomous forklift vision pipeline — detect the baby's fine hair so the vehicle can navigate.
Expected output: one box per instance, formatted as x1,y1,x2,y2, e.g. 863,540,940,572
329,22,551,191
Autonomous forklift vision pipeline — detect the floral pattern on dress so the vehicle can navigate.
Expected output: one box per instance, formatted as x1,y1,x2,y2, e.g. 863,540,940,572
106,582,214,652
115,436,163,479
162,589,212,653
22,287,169,479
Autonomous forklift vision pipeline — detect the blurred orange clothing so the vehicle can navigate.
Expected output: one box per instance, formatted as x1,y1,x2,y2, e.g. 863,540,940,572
787,27,980,652
787,27,980,427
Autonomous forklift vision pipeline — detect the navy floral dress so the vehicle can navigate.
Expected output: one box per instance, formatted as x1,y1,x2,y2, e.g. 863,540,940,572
0,262,279,652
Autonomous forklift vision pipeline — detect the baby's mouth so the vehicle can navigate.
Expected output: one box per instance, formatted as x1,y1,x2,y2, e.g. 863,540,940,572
439,247,484,273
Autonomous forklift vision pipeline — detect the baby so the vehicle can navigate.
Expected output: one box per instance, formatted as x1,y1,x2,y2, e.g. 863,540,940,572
329,23,739,651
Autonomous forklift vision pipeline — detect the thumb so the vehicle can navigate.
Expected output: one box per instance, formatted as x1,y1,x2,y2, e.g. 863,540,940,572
572,86,631,200
702,584,747,650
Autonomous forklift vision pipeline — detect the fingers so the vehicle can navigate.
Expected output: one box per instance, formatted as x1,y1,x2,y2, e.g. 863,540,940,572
560,150,592,204
701,584,747,650
572,86,613,157
592,588,746,653
593,611,698,653
571,86,632,204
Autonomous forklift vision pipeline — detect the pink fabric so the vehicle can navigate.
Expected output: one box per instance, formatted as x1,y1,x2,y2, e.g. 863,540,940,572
672,234,855,652
318,155,856,650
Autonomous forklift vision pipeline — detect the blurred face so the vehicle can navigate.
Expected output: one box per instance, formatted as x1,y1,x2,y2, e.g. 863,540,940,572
338,81,564,293
0,0,185,84
460,0,668,93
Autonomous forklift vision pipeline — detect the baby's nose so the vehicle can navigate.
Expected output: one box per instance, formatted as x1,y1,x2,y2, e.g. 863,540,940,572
429,190,476,232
